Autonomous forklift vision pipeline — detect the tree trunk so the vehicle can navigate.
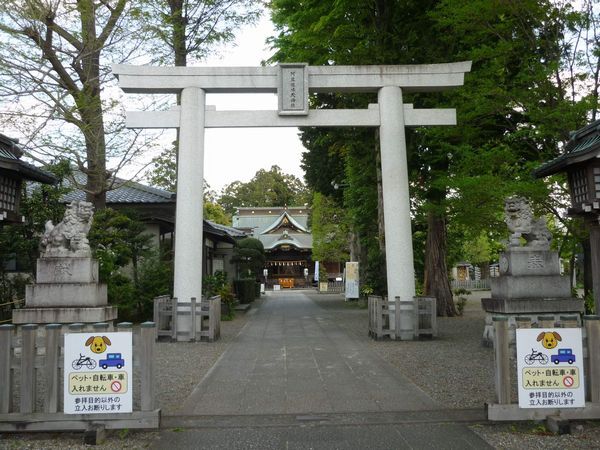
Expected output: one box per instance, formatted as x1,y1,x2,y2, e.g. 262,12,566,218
169,0,187,67
78,0,108,209
424,211,456,317
375,136,386,254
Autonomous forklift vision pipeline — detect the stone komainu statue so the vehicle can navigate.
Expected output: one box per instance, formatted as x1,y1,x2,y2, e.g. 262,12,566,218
504,196,551,249
40,201,94,258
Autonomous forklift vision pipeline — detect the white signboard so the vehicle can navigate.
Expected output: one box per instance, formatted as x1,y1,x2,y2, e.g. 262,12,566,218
64,332,133,414
345,262,359,300
516,328,585,408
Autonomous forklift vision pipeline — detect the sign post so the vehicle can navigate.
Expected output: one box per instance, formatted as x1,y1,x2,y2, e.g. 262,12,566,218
345,262,359,300
64,331,133,414
516,328,585,408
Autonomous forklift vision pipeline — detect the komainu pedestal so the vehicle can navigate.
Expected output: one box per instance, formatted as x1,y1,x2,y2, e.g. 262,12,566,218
481,197,584,346
12,201,117,325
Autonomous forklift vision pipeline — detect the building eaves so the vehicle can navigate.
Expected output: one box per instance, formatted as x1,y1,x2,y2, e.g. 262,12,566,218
535,120,600,178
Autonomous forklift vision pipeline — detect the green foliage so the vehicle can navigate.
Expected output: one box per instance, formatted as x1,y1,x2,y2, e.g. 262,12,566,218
219,166,311,215
203,270,235,320
233,279,256,304
311,192,349,263
106,273,138,321
233,237,265,279
0,160,72,298
453,288,471,316
269,0,600,306
88,208,170,321
204,202,231,226
133,0,261,66
89,208,153,280
585,291,595,315
146,144,177,192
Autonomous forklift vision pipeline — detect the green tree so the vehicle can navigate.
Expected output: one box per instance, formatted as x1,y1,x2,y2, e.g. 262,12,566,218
219,165,311,215
233,237,265,278
0,0,145,209
269,0,596,316
0,161,71,302
310,192,349,263
137,0,261,67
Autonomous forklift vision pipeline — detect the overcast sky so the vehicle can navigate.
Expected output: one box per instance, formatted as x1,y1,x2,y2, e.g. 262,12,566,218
150,13,307,193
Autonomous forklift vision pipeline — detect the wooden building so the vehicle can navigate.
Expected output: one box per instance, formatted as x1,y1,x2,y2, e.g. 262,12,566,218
233,207,313,288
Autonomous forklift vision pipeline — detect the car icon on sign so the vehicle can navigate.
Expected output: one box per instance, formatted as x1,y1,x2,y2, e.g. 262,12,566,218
99,352,125,369
551,348,576,365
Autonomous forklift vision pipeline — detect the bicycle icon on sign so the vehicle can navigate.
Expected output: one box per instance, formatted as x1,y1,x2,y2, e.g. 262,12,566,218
71,353,97,370
524,348,549,365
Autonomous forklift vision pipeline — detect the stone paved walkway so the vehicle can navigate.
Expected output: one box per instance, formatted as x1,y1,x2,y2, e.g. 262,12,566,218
158,290,491,449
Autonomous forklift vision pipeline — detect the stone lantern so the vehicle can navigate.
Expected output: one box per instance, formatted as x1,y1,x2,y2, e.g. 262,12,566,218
535,119,600,312
0,134,56,224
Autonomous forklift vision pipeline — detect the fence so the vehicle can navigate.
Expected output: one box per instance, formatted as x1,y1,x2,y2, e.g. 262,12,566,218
153,295,220,342
0,299,24,324
489,315,600,421
451,279,490,290
368,295,437,340
0,322,159,432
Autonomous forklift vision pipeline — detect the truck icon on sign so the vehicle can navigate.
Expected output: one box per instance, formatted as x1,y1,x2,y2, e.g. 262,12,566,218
551,348,576,365
99,353,125,369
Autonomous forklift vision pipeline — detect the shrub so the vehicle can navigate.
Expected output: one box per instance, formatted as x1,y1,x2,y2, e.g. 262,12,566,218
234,278,256,304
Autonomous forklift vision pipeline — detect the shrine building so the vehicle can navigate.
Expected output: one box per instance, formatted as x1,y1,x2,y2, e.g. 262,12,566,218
232,207,313,288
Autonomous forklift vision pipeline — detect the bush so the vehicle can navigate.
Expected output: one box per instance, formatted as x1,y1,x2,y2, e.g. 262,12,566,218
203,271,235,320
107,273,137,321
234,279,256,304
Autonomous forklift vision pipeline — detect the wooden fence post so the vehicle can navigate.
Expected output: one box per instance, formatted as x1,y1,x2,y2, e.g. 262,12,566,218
538,315,555,328
171,297,178,341
190,297,197,342
44,324,62,413
153,298,159,335
0,324,14,413
493,317,511,404
20,324,38,413
560,315,579,329
585,316,600,403
140,322,156,411
516,316,531,329
93,322,109,332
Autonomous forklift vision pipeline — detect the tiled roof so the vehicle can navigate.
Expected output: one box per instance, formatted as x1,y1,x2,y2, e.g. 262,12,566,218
535,119,600,177
261,211,309,234
61,171,175,204
0,134,56,184
205,220,247,238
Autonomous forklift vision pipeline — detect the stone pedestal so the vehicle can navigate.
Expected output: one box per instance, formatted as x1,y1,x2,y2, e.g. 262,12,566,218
482,248,584,346
12,257,116,325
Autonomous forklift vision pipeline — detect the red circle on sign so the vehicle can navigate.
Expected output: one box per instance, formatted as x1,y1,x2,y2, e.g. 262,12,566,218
563,376,574,388
111,381,122,392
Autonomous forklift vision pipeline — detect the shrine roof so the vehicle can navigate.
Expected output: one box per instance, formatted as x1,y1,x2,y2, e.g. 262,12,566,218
535,119,600,177
0,134,57,184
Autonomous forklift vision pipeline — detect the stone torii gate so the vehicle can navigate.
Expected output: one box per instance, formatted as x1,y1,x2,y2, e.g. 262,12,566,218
113,62,471,340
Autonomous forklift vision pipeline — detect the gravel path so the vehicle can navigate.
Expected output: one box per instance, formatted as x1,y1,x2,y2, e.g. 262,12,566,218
3,292,600,448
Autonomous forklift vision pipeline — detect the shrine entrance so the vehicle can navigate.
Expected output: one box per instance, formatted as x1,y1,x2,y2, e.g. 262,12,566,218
113,62,471,340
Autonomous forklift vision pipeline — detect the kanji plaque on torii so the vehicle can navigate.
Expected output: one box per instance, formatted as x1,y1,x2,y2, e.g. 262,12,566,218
113,61,471,340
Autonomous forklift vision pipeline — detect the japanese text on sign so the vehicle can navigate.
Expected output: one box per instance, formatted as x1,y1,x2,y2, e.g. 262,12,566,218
516,328,585,408
63,331,133,414
279,64,308,115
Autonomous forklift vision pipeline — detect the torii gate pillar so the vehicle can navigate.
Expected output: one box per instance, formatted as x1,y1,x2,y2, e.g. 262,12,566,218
173,88,206,306
379,86,415,339
113,62,471,340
